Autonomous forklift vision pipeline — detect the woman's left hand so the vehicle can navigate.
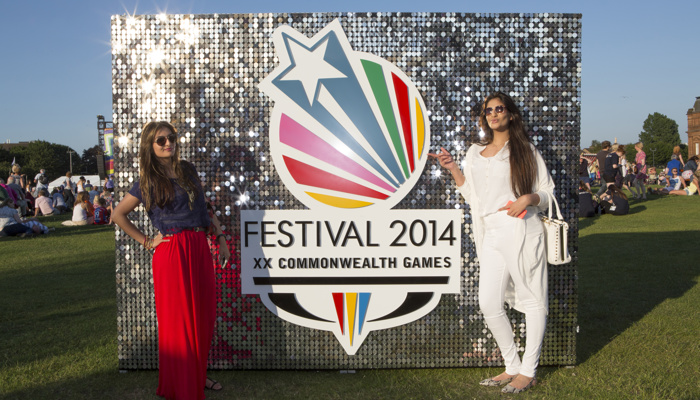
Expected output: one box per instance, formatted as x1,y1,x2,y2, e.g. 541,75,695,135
218,237,231,267
498,195,532,218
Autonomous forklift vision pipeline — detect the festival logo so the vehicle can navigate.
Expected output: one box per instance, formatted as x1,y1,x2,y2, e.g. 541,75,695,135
259,19,429,210
247,19,460,355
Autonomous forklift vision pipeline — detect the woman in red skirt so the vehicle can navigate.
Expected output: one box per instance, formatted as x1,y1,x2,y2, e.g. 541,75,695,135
112,121,230,400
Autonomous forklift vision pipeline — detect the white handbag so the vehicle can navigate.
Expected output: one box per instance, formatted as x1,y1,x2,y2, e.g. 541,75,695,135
540,194,572,265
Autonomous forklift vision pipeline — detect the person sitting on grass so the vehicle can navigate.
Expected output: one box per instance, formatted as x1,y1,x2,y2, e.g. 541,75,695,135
599,184,629,215
0,199,39,237
0,178,18,208
88,185,100,204
98,187,113,206
61,191,94,226
579,180,598,217
651,168,684,195
5,177,28,217
23,182,35,214
664,153,682,177
669,169,700,197
34,190,59,216
52,187,68,214
682,155,698,184
0,185,11,208
93,197,110,225
622,165,638,199
99,188,114,219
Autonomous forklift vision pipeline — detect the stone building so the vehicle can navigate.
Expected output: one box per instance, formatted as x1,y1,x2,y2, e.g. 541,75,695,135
688,97,700,158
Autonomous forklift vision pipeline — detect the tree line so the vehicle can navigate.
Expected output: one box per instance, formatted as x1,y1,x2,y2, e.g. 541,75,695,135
584,112,686,167
0,141,102,183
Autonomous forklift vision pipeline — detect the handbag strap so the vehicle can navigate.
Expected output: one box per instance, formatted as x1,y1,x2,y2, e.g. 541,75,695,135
547,192,564,220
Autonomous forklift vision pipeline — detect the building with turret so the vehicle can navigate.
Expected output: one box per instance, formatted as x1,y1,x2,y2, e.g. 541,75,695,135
688,97,700,158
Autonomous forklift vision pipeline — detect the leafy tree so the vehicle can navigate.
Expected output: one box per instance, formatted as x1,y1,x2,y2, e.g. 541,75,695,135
80,145,102,175
0,147,13,177
0,141,83,183
1,146,30,181
586,140,602,154
0,162,11,178
639,113,680,167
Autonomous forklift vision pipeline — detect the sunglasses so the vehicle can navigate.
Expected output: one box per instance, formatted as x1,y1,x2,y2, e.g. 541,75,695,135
484,105,506,116
155,133,177,146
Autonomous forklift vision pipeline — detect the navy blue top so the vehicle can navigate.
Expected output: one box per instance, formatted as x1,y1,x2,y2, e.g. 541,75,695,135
128,164,210,234
604,152,619,176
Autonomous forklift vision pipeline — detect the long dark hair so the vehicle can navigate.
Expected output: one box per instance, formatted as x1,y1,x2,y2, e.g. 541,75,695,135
579,180,592,194
478,92,536,197
607,184,628,201
138,121,199,211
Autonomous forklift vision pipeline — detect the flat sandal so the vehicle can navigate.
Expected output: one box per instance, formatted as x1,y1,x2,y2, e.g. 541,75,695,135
205,378,223,391
479,375,513,387
502,377,537,394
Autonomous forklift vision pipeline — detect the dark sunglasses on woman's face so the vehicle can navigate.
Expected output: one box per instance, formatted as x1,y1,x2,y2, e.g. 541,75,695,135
484,105,506,116
155,133,177,146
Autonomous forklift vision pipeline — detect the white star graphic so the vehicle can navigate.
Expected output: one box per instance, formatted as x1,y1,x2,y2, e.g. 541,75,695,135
279,38,347,106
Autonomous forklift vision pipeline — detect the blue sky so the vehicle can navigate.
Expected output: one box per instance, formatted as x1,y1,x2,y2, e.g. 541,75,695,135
1,0,698,154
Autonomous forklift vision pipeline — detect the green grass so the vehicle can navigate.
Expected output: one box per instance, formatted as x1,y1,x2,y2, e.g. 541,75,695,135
1,195,699,399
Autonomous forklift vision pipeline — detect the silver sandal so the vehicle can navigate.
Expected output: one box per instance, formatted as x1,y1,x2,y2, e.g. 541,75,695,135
479,376,513,386
501,377,537,393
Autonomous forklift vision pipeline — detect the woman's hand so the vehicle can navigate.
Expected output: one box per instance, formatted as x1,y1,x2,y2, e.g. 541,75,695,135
218,238,231,267
498,194,539,218
428,147,465,186
153,233,170,248
428,147,458,171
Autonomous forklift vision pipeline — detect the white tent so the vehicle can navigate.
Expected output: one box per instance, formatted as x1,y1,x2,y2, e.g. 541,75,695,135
47,175,103,192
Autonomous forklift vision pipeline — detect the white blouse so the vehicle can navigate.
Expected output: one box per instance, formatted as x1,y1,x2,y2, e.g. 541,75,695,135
470,143,517,218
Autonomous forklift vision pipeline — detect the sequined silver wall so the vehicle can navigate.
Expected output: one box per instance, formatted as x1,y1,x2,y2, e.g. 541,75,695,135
112,12,580,370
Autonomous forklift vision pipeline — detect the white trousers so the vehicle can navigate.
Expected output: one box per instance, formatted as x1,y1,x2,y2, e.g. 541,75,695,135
478,211,547,378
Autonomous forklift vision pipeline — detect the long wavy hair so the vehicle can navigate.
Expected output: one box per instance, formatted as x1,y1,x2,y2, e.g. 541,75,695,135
74,191,90,207
607,184,628,201
478,92,536,197
138,121,199,211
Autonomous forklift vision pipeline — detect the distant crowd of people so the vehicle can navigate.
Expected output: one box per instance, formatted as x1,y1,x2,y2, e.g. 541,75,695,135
0,164,115,238
578,141,700,217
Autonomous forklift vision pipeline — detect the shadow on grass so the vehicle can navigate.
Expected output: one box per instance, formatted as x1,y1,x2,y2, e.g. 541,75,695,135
1,369,161,400
0,221,114,242
576,230,699,364
626,204,647,214
1,367,514,400
578,202,648,228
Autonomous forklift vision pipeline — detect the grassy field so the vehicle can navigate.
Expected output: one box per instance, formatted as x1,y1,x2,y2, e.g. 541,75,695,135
1,192,699,399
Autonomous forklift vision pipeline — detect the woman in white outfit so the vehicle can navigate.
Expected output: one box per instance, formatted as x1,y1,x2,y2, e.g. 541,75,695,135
429,92,554,394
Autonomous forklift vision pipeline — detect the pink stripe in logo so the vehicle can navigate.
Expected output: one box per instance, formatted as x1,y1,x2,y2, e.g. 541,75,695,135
280,114,396,193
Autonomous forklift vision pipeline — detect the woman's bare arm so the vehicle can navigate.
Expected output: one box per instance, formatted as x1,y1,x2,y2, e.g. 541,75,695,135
112,193,168,247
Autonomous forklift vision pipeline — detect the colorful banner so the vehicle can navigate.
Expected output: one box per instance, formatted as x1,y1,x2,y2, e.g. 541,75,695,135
103,128,114,176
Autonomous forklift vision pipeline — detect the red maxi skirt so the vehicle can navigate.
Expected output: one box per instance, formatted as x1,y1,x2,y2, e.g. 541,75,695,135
152,230,216,400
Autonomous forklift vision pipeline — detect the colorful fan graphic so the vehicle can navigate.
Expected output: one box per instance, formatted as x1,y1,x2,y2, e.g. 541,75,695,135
259,19,430,210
